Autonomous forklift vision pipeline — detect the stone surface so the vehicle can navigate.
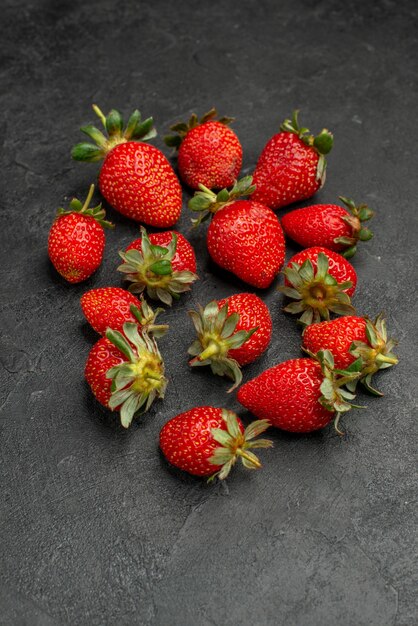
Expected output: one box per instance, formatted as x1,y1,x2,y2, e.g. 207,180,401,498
0,1,417,625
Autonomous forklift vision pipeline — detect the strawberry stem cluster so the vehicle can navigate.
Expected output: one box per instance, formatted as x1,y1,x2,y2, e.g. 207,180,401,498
164,108,234,149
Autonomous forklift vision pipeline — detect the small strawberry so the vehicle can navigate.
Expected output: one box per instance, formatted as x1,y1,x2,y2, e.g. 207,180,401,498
159,406,272,480
302,314,398,395
189,176,286,288
252,110,333,210
72,105,182,227
48,184,113,284
164,108,242,190
237,350,362,434
117,228,198,305
281,197,374,258
188,293,272,391
279,247,357,325
85,322,167,428
81,287,168,337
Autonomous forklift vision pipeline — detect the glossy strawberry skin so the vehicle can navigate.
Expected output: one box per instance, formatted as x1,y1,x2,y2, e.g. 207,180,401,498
85,337,126,408
126,230,197,274
178,121,242,190
81,287,142,335
217,293,272,365
98,142,182,227
282,204,354,251
207,200,285,288
237,358,332,433
252,132,320,210
285,246,357,297
48,213,105,283
160,407,244,477
303,316,368,370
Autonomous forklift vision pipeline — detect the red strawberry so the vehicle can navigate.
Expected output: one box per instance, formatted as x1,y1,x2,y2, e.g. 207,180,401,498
302,314,398,395
281,197,374,258
81,287,168,337
252,110,333,210
72,105,182,227
159,406,272,480
237,351,361,434
85,323,167,428
189,176,285,288
164,108,242,190
48,184,113,284
279,247,357,325
118,228,198,305
188,293,272,390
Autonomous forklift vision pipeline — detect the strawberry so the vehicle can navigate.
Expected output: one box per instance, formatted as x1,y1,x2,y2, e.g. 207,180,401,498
85,322,167,428
189,176,285,288
188,293,272,391
164,108,242,190
252,110,333,210
81,287,168,337
281,197,374,258
72,105,182,227
117,228,198,305
159,406,272,480
48,184,113,284
302,314,398,395
279,247,357,325
237,350,362,434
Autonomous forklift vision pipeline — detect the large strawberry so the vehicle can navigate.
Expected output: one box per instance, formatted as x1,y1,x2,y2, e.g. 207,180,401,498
48,184,113,284
72,105,182,227
117,228,198,305
281,197,374,258
81,287,168,337
188,293,272,391
237,351,362,434
252,110,333,210
159,406,272,480
302,314,398,395
189,176,285,288
164,108,242,190
85,322,167,428
279,247,357,325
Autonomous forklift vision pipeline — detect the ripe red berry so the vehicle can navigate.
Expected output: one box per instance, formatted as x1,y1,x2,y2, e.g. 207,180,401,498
48,184,113,284
72,105,182,227
165,108,242,190
159,406,272,480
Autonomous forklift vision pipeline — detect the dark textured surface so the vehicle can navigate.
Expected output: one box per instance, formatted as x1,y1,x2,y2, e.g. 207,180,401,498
1,1,417,624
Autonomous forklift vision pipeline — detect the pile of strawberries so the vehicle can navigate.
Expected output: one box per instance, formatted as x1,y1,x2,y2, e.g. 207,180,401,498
48,106,398,482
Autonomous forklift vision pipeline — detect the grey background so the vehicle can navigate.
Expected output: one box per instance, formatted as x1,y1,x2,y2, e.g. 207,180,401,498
1,0,417,624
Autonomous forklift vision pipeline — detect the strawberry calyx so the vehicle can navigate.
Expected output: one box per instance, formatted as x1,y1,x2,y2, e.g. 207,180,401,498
280,110,333,186
71,105,157,162
117,227,198,306
188,300,258,392
164,107,235,149
105,323,167,428
347,314,398,396
56,184,114,229
335,197,374,258
130,299,169,339
188,175,256,226
309,349,364,435
279,252,356,326
208,410,272,481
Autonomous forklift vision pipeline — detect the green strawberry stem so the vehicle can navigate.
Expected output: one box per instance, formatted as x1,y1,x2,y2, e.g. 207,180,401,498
188,176,256,226
188,300,258,392
72,105,157,162
279,252,355,325
117,228,198,306
208,410,272,481
56,184,114,229
164,107,234,149
334,197,374,258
